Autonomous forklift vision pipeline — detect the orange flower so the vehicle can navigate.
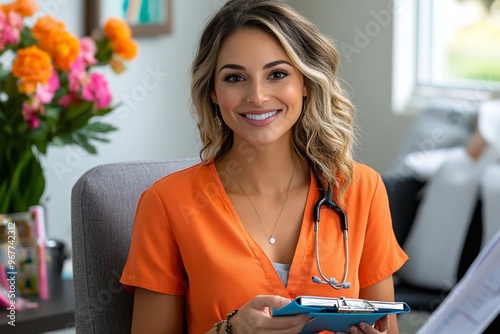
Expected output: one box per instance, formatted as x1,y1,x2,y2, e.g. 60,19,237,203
0,0,37,17
39,30,80,71
32,15,65,40
104,17,132,41
112,38,138,60
12,46,53,94
0,3,14,13
13,0,37,17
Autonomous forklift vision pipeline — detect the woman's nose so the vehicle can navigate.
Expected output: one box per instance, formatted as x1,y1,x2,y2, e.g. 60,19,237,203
246,81,268,105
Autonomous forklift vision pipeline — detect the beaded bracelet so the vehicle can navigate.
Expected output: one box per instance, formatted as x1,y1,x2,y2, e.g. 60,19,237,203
214,320,224,334
225,309,239,334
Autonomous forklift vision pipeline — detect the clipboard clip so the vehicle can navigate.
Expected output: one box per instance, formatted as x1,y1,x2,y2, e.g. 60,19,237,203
337,297,378,313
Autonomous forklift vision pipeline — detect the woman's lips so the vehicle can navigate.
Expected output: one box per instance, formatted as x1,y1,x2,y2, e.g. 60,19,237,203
243,110,278,120
240,110,280,126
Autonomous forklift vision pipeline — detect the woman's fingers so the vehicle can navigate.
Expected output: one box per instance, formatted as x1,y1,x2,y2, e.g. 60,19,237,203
346,315,390,334
231,295,311,333
250,295,292,310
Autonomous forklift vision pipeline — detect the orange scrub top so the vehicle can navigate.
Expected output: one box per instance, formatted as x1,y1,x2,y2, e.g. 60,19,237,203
120,161,408,333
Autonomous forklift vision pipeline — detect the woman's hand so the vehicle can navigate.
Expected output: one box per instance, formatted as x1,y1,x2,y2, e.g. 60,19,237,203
337,315,390,334
226,295,312,333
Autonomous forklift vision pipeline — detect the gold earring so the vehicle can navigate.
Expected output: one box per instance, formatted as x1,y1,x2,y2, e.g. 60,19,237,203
215,116,222,132
215,105,222,133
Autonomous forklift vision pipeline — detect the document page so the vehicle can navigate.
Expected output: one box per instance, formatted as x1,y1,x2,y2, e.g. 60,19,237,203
416,231,500,334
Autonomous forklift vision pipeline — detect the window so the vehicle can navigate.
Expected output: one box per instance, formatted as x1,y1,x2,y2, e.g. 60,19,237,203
392,0,500,114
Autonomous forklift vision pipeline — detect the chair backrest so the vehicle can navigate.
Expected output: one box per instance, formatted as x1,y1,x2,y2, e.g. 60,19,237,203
71,158,199,334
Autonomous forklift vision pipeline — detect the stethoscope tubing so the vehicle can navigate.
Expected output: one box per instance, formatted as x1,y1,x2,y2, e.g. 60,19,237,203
312,176,351,289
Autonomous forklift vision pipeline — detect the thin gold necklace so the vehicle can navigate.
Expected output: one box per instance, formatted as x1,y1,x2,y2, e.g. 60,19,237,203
231,161,297,245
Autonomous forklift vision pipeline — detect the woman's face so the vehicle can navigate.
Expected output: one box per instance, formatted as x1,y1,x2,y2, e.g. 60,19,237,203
211,28,306,147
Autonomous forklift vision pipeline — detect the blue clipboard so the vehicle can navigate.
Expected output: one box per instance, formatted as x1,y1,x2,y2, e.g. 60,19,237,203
272,296,411,333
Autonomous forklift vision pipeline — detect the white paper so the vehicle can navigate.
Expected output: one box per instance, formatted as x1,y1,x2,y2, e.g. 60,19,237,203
416,231,500,334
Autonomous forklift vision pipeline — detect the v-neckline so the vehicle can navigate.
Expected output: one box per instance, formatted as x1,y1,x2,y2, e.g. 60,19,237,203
208,162,319,297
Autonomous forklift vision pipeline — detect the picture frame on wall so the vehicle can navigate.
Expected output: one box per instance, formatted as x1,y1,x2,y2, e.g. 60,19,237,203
86,0,172,37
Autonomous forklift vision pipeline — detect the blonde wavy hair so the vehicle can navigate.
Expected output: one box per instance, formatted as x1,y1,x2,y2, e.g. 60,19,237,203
190,0,356,204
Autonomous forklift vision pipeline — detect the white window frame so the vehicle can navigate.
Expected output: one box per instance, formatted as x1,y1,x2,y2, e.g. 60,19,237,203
392,0,500,115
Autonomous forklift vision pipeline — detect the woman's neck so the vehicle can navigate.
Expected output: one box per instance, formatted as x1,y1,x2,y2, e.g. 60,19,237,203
218,142,308,196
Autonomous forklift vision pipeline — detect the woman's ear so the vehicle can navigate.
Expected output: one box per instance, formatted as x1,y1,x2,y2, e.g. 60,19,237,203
211,91,218,105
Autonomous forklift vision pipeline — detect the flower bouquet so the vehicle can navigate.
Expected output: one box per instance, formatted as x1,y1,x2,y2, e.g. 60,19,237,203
0,0,138,213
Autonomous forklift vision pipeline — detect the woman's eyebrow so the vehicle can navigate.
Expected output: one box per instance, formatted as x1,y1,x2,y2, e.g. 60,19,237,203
218,60,292,73
219,64,245,73
263,60,292,69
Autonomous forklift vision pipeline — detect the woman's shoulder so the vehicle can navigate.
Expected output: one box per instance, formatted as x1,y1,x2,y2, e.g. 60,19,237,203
352,161,383,184
148,160,213,192
346,162,385,196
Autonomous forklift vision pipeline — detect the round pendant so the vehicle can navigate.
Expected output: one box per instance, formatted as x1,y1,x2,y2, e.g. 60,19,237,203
269,236,276,244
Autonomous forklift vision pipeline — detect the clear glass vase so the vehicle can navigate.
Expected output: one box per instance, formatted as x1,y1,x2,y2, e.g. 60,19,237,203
0,144,45,213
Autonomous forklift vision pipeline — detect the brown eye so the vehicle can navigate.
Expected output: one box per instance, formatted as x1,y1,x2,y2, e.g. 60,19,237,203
223,74,244,83
269,70,289,80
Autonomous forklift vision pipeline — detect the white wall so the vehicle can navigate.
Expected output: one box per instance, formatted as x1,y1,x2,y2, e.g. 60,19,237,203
287,0,415,170
39,0,223,251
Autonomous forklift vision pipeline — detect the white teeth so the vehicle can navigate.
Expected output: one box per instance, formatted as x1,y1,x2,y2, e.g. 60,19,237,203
244,111,277,120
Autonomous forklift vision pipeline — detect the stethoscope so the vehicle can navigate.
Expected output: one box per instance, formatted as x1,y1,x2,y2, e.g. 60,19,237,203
311,174,351,290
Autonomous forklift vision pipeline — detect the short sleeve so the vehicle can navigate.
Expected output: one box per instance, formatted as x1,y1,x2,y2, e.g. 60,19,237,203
120,187,187,295
358,173,408,288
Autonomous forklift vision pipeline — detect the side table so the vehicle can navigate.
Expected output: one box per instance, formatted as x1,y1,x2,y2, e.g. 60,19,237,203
0,279,75,334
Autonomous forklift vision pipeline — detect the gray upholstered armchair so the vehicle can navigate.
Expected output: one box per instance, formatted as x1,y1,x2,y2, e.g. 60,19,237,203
71,158,199,333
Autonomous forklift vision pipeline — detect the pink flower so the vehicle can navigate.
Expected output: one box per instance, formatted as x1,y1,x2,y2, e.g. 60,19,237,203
80,37,97,66
35,70,60,103
22,99,42,129
8,10,23,30
0,11,23,46
58,93,79,108
81,72,111,108
66,38,97,91
47,70,60,92
68,56,89,92
0,11,23,47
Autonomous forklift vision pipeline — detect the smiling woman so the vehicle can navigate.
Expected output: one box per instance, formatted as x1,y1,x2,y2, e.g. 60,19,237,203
119,1,408,333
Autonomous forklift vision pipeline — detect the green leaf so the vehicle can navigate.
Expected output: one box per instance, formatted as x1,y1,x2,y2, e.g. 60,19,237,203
0,180,10,213
80,132,111,143
2,72,21,98
95,107,115,116
94,37,114,63
65,101,94,120
28,122,49,143
18,27,37,49
45,106,60,121
69,112,94,130
34,141,49,155
50,136,66,147
84,122,118,133
52,134,76,146
72,133,98,154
